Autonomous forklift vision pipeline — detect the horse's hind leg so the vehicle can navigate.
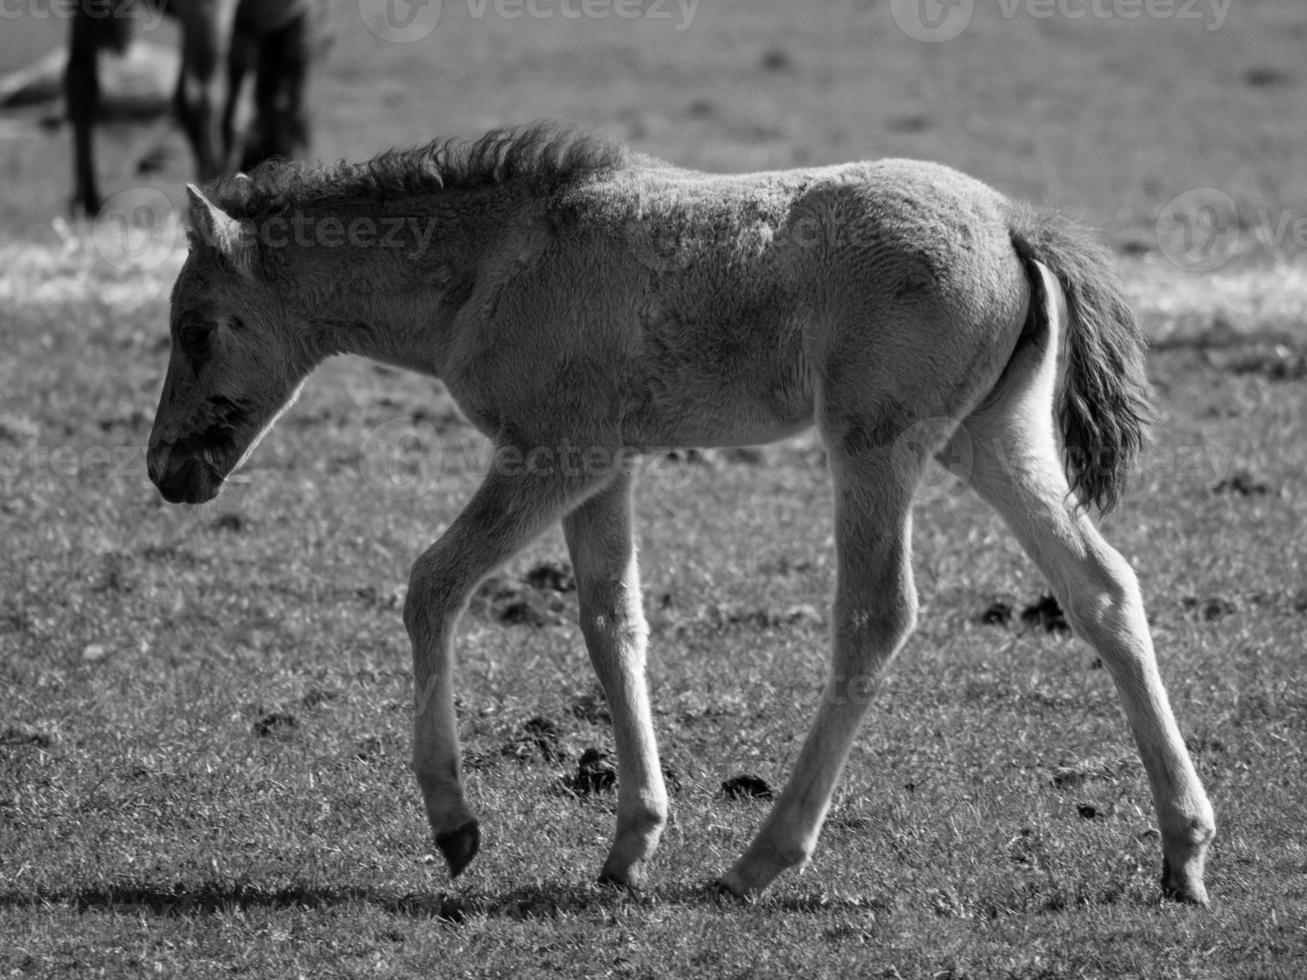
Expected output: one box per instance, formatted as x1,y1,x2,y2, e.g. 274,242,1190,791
405,464,608,878
175,0,236,179
242,15,311,170
720,435,923,898
221,35,251,167
950,321,1215,904
563,471,667,887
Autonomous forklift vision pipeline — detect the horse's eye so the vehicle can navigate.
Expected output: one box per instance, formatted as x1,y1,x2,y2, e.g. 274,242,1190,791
178,320,212,360
228,316,247,332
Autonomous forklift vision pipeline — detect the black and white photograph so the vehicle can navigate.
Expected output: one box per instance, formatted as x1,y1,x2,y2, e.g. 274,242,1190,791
1,0,1303,975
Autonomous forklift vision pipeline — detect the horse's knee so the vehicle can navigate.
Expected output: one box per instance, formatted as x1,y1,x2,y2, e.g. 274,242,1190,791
579,603,647,653
403,552,463,641
575,572,646,645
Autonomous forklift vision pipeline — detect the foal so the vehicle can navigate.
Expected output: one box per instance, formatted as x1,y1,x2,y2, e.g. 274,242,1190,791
147,124,1215,904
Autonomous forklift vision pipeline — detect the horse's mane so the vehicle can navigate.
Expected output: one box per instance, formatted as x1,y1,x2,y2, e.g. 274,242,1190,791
207,121,628,219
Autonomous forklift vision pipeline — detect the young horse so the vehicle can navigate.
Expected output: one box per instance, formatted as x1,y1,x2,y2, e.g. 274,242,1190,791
65,0,325,215
146,123,1216,904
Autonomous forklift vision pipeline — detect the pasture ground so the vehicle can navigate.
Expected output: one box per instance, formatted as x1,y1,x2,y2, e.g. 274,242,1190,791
2,2,1306,976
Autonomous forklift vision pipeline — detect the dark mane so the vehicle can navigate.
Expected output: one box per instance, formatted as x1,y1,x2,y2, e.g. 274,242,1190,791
207,121,627,219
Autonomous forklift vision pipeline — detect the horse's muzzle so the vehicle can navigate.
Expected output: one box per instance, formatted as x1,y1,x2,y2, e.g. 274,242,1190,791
147,445,222,504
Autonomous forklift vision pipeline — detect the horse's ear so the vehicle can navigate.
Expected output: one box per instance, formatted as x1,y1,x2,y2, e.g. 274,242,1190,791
186,184,255,276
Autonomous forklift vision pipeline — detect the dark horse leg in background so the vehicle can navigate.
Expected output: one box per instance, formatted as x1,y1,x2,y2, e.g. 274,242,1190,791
173,0,239,183
240,9,314,170
221,34,252,162
221,1,319,172
65,3,138,215
64,0,234,215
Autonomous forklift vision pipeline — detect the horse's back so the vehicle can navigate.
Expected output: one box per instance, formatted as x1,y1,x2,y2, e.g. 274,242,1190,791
457,156,1031,452
595,155,1023,321
565,158,1029,447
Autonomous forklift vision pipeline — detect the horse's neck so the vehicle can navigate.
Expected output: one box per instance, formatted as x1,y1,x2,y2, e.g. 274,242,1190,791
278,196,486,377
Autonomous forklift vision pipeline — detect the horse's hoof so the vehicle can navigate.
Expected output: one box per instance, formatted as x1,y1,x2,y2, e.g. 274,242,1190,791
598,870,645,893
1161,880,1210,906
435,819,480,879
598,855,649,891
711,877,751,903
1160,858,1210,906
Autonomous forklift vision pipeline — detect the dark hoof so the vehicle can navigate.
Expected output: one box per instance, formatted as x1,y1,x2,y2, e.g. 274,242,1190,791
435,820,480,879
710,878,749,904
1161,878,1210,906
597,868,645,892
1160,858,1210,906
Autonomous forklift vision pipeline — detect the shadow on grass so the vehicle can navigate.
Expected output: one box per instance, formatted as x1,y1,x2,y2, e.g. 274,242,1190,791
0,879,891,922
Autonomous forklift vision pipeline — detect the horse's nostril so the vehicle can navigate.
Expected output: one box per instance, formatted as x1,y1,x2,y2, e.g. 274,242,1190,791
156,457,201,504
146,443,170,485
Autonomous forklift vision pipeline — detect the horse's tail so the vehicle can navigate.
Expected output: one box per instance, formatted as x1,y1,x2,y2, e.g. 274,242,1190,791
1006,201,1152,513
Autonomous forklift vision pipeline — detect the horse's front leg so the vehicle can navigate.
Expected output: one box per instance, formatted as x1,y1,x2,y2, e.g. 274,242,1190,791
562,471,667,887
404,462,608,878
65,14,102,215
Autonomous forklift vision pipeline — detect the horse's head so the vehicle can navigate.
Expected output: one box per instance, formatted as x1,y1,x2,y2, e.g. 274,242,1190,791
147,186,311,504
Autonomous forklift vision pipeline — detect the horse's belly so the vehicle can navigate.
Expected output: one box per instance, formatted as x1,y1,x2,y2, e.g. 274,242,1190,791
622,375,814,450
235,0,312,35
623,276,814,449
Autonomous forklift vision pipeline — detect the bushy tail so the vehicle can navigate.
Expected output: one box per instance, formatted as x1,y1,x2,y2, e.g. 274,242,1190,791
1007,201,1152,513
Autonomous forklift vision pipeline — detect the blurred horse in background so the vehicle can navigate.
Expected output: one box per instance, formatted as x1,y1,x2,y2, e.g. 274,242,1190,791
65,0,329,214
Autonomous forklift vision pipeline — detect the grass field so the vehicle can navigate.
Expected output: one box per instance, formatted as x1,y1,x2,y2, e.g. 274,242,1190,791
2,1,1306,977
